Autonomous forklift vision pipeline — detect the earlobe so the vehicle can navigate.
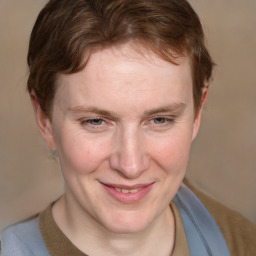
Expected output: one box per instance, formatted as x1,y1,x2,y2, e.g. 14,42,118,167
30,91,56,150
192,86,208,141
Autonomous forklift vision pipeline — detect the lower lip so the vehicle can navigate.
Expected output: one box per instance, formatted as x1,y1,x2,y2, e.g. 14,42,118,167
101,183,154,203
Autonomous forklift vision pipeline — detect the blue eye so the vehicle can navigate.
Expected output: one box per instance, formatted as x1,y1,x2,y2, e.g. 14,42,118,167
147,116,174,129
88,118,104,125
153,117,168,124
85,118,105,126
79,117,112,132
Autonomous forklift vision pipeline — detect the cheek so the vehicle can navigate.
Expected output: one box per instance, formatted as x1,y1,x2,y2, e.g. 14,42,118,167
147,129,193,173
55,130,111,175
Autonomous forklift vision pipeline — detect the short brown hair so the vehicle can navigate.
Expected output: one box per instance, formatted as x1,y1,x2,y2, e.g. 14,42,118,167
27,0,214,116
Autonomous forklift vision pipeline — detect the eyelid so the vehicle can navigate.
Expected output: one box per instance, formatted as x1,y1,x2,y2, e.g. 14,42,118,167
79,116,116,132
87,117,105,124
145,115,175,126
150,115,175,120
80,117,106,126
85,117,104,121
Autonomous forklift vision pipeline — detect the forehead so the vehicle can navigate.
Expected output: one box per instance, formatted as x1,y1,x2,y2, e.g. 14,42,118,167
58,44,192,83
55,45,193,111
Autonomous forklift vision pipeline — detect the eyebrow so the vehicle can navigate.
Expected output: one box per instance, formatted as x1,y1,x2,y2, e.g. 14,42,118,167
69,106,119,118
68,102,186,118
143,103,186,116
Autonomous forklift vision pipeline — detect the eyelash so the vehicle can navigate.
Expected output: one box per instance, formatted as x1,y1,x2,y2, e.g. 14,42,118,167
147,116,174,128
80,117,108,128
79,116,175,130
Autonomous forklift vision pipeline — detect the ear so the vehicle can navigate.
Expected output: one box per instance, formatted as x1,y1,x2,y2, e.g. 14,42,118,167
30,91,56,150
192,86,208,141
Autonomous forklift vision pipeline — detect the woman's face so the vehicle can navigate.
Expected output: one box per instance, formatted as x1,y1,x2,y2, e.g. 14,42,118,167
39,45,202,234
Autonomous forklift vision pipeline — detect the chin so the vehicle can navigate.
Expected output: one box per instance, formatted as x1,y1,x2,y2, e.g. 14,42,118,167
101,209,154,234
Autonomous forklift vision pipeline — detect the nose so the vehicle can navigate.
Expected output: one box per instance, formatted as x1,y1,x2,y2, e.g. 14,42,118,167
109,127,150,179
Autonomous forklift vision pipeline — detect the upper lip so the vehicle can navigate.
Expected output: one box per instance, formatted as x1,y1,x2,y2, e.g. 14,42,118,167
100,182,155,190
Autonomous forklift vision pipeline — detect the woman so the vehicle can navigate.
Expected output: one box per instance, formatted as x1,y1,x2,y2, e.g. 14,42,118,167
2,0,256,255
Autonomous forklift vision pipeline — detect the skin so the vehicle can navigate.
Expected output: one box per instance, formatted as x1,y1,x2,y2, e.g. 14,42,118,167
31,44,205,256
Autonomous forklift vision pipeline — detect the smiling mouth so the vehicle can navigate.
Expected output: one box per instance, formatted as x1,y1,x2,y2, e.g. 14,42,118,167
114,187,142,194
100,182,155,203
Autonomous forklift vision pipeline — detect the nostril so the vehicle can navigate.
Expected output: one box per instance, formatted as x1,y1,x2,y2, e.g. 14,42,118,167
109,151,149,179
109,130,149,178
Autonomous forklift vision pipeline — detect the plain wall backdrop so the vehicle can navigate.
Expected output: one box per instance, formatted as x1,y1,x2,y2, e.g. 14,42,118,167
0,0,255,229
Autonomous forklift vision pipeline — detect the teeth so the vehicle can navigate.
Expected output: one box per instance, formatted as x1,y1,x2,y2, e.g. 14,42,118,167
114,187,140,193
129,188,139,193
121,189,129,194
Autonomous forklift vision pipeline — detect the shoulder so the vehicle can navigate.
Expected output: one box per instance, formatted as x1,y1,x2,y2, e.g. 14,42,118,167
1,216,49,256
184,178,256,256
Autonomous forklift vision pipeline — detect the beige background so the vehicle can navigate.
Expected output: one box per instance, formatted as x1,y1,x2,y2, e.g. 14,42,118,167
0,0,255,230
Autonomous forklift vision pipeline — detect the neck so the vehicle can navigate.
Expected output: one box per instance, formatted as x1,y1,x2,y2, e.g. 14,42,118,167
52,194,175,256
